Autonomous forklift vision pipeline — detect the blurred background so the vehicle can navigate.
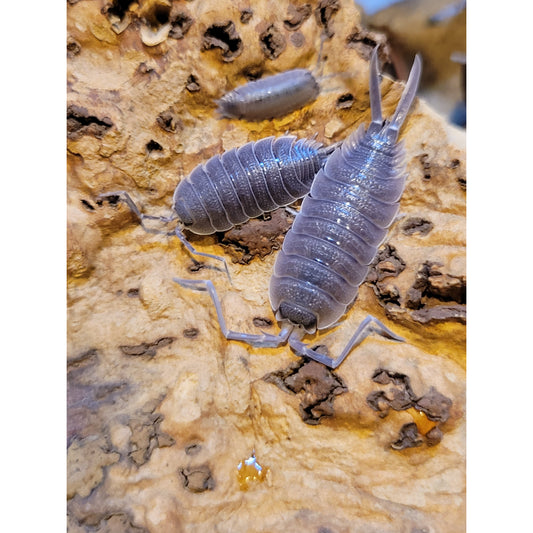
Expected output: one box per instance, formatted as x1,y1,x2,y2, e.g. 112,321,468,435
355,0,466,129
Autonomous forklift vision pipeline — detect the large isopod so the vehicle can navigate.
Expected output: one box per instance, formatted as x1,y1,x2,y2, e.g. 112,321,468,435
98,135,336,277
177,46,422,369
173,135,334,235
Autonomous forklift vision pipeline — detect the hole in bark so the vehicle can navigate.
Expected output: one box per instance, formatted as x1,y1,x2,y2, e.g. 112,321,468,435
391,423,423,450
242,66,263,81
362,36,377,47
263,359,347,425
146,139,163,152
414,387,453,422
418,153,434,181
240,8,253,24
187,260,207,273
336,93,354,109
406,261,466,309
375,282,401,305
179,465,215,493
253,317,273,328
185,74,201,92
346,30,378,48
103,0,135,20
203,21,243,62
314,0,340,37
80,199,95,211
284,4,312,31
79,513,144,531
169,11,193,39
366,243,406,283
145,3,171,27
259,24,287,59
67,39,81,57
367,368,453,449
185,443,202,455
120,337,175,357
67,348,99,371
346,28,387,60
97,194,119,206
183,327,199,338
67,105,113,140
136,62,156,76
400,216,434,236
157,109,181,132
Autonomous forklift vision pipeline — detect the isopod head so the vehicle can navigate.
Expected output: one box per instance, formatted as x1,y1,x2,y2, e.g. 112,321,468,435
173,179,218,235
215,90,244,120
276,301,317,333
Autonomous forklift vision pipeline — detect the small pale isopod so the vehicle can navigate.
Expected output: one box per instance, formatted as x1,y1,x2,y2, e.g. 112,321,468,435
98,135,336,277
216,38,338,121
176,46,422,369
216,69,320,121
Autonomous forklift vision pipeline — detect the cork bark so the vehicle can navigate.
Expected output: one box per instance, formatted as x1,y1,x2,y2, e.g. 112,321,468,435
67,1,466,531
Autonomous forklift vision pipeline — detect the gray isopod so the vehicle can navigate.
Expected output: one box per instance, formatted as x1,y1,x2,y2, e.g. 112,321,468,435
216,69,320,121
173,135,334,234
98,135,335,276
216,38,331,121
176,46,422,369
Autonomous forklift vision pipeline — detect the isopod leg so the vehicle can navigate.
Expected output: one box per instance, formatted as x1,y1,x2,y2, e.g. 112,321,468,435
284,206,300,217
174,227,232,283
174,278,294,348
97,190,177,234
97,191,232,282
288,315,404,369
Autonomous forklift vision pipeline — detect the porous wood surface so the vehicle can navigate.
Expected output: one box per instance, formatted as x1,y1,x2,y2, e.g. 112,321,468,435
67,1,466,531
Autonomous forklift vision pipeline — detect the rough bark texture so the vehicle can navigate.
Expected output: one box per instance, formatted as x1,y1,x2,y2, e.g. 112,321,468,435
67,1,466,531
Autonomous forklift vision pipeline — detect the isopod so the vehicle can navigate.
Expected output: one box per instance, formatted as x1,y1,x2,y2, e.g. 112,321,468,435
173,135,335,234
216,38,337,121
176,46,422,369
216,69,320,121
98,135,336,276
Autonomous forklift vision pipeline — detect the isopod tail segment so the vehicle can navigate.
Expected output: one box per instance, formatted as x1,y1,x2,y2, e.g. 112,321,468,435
368,45,422,143
173,278,403,369
96,191,232,282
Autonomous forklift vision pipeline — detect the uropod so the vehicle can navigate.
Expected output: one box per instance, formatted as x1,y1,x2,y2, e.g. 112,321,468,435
98,135,337,278
177,47,422,368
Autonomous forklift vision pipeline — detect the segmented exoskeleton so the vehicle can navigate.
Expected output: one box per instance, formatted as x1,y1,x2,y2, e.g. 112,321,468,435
98,135,336,278
177,47,422,369
216,37,333,121
173,135,334,234
216,69,320,121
